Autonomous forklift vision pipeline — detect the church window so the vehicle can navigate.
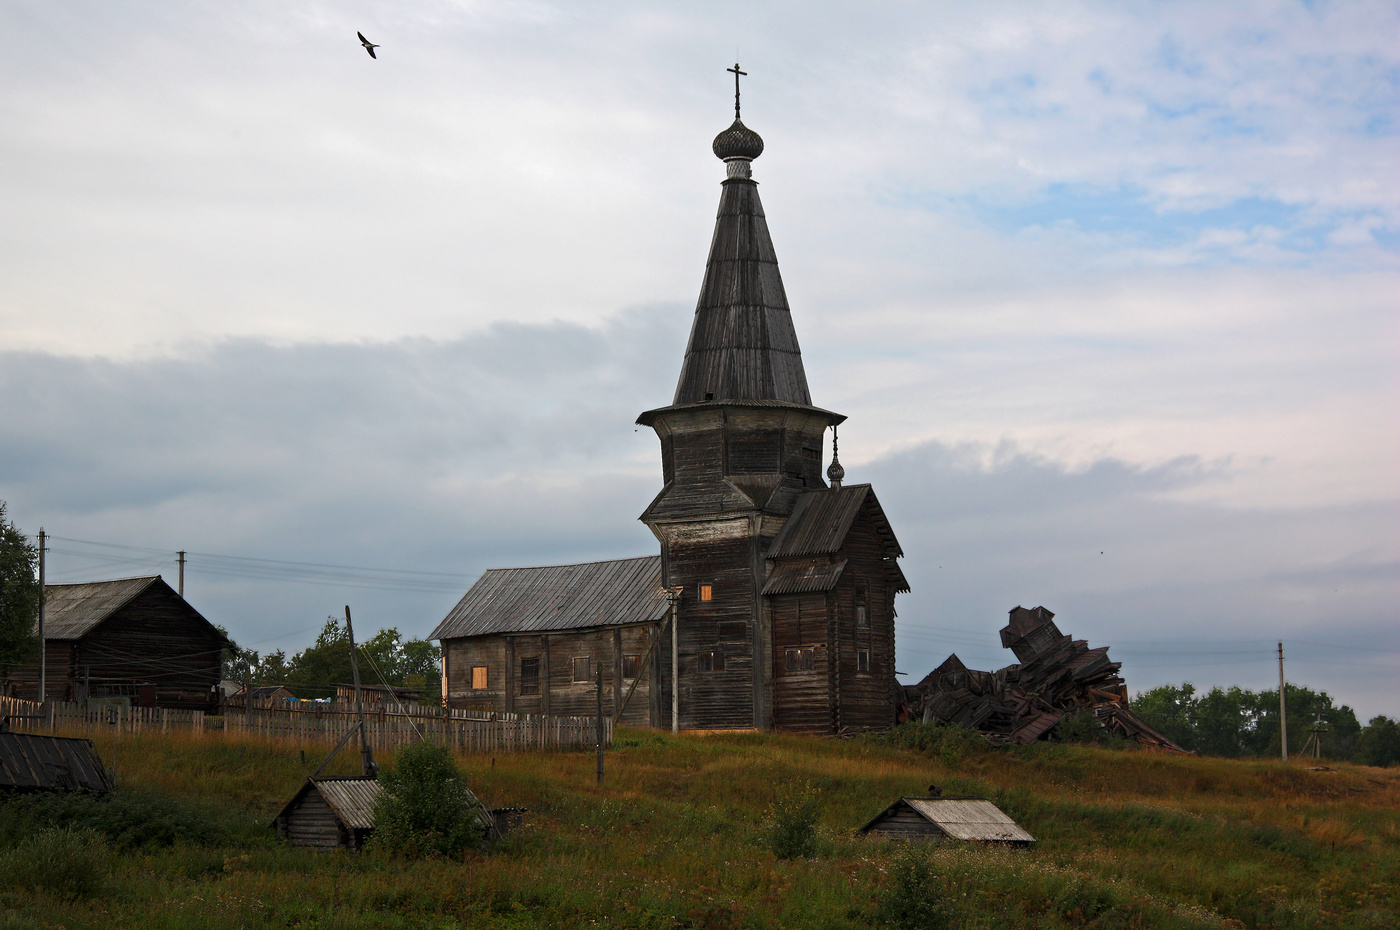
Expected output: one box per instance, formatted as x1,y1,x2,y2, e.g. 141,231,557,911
718,620,746,641
785,648,816,671
623,654,641,679
519,657,540,695
696,651,724,672
857,650,870,672
471,666,488,690
699,584,713,602
572,656,591,683
856,605,868,627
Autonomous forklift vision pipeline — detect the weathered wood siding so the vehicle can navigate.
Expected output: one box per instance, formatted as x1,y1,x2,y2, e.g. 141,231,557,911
443,623,660,727
283,792,346,849
664,518,756,729
770,592,832,733
9,586,223,709
866,807,945,842
830,510,898,732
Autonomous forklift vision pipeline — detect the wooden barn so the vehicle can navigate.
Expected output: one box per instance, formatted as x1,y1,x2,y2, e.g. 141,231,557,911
433,108,908,734
0,725,112,793
857,797,1035,846
7,575,229,710
272,776,380,850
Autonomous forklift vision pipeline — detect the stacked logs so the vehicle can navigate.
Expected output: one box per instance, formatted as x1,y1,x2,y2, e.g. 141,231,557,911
899,606,1187,752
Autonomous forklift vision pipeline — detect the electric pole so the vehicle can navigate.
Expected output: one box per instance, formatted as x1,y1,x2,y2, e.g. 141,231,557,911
177,551,186,598
596,665,605,785
1278,642,1288,762
345,606,375,777
37,528,47,703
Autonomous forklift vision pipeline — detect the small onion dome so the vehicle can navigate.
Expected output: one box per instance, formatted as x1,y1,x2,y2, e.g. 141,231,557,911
827,457,845,488
713,119,764,161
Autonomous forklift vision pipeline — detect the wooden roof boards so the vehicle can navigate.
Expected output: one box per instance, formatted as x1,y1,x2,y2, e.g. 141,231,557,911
38,575,228,648
767,485,903,560
761,558,847,596
858,797,1035,845
311,776,381,831
431,555,670,641
671,174,811,407
40,575,160,640
0,730,112,793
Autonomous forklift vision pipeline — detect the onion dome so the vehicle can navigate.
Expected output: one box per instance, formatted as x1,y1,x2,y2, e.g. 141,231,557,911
712,119,764,162
827,430,844,490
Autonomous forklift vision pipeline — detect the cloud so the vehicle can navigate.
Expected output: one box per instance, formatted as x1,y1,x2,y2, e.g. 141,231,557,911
3,310,1396,716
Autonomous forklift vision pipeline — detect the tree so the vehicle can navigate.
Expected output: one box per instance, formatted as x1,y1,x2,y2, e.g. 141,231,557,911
0,502,41,682
280,618,440,702
1355,716,1400,768
370,740,489,858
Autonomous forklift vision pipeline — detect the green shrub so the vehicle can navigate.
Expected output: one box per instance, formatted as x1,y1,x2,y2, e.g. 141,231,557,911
370,740,490,858
873,845,952,930
0,788,252,851
767,782,820,859
0,827,110,899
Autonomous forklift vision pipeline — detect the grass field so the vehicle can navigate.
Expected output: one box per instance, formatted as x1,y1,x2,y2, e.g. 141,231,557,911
0,724,1396,929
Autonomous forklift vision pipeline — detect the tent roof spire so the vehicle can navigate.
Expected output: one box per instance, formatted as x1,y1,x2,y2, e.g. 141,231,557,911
668,75,812,408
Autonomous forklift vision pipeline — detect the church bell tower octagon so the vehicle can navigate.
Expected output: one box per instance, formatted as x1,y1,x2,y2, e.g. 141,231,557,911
638,82,907,733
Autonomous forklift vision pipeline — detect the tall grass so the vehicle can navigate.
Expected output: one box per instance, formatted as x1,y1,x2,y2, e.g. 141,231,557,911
0,724,1394,928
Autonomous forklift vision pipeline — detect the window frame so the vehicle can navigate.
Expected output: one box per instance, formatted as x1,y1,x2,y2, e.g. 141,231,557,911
471,665,489,690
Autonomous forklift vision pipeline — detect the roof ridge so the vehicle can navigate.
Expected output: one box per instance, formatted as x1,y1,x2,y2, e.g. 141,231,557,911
44,574,162,588
481,554,659,574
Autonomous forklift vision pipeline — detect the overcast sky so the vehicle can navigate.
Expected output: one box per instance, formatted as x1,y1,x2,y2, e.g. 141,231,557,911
2,1,1396,719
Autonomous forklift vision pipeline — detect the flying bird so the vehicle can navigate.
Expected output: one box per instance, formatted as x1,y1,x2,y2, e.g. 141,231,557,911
357,32,379,59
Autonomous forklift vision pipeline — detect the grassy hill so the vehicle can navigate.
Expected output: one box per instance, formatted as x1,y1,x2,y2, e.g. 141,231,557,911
1,725,1396,929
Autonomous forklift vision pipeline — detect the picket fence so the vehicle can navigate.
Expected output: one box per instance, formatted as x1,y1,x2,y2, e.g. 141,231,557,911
0,696,610,754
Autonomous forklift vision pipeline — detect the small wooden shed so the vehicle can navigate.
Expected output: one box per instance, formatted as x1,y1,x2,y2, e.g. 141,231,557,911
0,727,112,793
857,797,1035,846
272,775,381,850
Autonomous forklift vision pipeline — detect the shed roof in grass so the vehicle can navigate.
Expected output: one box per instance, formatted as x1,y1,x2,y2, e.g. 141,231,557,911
0,729,112,793
858,797,1035,844
273,776,382,833
430,555,670,641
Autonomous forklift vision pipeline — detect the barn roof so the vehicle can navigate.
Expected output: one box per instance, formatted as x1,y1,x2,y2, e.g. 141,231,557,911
431,555,670,641
38,575,227,646
858,797,1035,844
0,730,112,792
40,575,160,640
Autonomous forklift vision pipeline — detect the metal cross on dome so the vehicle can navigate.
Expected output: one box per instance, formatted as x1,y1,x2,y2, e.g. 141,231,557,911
727,63,747,120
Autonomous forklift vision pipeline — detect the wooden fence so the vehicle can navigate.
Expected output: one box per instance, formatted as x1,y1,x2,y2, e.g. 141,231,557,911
0,696,610,754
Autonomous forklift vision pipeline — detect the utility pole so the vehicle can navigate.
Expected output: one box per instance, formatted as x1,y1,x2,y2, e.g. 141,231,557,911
345,606,375,776
177,551,186,598
1278,642,1288,762
669,588,681,734
595,665,605,785
37,529,47,703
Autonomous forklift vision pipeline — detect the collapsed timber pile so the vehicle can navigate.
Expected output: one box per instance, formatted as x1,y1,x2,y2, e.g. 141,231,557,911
899,606,1187,752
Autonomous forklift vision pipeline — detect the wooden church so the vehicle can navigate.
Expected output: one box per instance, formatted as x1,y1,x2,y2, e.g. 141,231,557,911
433,95,907,734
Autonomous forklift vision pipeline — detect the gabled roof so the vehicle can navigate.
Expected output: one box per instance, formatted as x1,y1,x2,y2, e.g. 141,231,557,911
431,556,670,641
767,484,905,557
273,776,381,832
858,797,1035,844
39,575,226,644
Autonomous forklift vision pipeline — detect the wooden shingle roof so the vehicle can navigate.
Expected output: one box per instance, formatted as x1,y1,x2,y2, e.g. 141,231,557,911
767,485,904,560
430,556,670,641
40,576,159,640
0,730,112,793
39,575,228,646
858,797,1036,844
